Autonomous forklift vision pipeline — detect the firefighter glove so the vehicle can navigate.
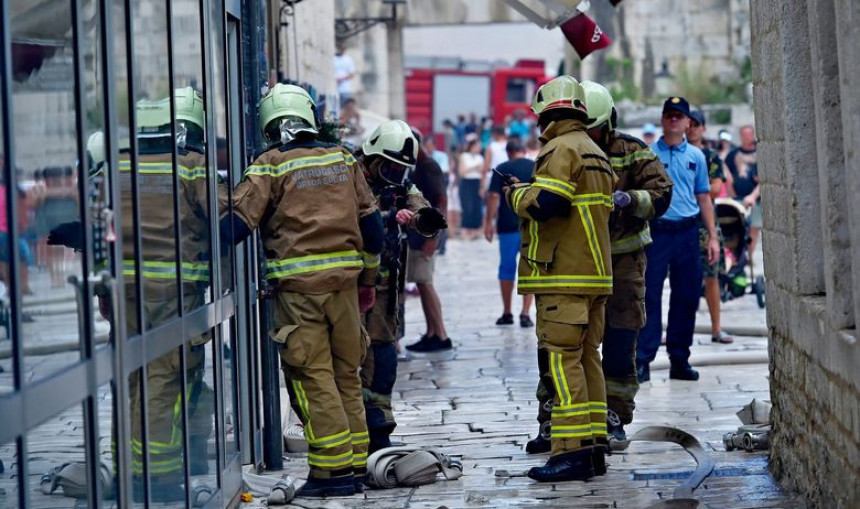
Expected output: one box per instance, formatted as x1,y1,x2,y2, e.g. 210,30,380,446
48,221,85,251
415,207,447,235
613,190,632,209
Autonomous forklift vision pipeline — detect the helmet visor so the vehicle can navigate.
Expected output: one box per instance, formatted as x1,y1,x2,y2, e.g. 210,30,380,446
379,159,411,185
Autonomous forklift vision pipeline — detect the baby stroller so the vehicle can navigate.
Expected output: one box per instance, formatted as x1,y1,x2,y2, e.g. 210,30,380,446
714,198,766,309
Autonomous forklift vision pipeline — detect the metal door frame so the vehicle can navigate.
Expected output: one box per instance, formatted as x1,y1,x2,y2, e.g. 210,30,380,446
0,0,263,506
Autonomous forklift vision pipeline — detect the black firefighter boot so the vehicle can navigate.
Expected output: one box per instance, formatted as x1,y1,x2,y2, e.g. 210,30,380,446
591,442,609,476
296,475,356,498
527,448,595,483
526,419,552,454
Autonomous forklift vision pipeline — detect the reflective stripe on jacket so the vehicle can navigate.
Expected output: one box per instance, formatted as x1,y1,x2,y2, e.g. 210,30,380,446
506,119,616,295
231,142,378,293
118,151,211,297
606,133,674,255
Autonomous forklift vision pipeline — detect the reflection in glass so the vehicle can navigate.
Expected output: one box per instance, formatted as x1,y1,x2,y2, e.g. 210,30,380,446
0,440,17,505
26,402,101,504
191,339,217,497
10,0,104,383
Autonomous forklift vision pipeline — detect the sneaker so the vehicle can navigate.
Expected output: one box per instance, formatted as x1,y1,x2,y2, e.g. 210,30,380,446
606,409,628,446
295,476,356,498
520,314,534,328
405,335,452,353
711,331,735,344
495,313,514,325
669,364,700,381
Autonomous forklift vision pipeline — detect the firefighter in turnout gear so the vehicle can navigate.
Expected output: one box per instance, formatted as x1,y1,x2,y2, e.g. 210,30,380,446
47,90,216,502
582,81,672,445
356,120,447,453
123,88,213,501
220,84,384,498
506,75,616,482
525,82,674,455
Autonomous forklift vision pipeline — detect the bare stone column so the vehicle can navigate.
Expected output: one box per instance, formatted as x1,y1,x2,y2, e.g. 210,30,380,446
386,15,406,120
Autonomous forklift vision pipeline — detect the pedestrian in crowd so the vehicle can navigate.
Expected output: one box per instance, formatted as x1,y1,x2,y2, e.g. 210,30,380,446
442,119,458,154
479,116,493,148
578,81,673,445
455,114,467,147
424,136,451,254
338,97,363,137
481,125,508,196
334,42,356,107
642,122,657,146
524,135,541,160
636,97,720,384
508,109,531,141
725,125,760,260
457,136,484,240
687,110,734,345
405,130,453,353
357,120,447,449
465,113,479,136
220,84,385,497
0,166,33,297
507,76,616,482
717,129,734,165
37,166,78,287
484,139,535,328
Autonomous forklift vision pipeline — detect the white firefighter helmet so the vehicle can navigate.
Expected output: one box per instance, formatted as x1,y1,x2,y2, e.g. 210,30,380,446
362,119,418,167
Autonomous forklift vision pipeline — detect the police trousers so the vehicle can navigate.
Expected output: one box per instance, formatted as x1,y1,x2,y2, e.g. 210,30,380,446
126,292,213,481
360,286,399,437
535,293,608,456
603,251,646,425
274,285,369,479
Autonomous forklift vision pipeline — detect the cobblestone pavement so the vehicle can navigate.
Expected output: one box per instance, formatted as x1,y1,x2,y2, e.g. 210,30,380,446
0,239,803,508
259,238,802,509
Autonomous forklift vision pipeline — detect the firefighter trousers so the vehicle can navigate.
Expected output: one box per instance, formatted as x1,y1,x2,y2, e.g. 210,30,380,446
126,292,212,482
360,286,399,443
603,251,646,425
274,285,369,479
535,293,608,456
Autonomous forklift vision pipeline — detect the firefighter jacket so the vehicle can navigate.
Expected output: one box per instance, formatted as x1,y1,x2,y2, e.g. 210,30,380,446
505,119,616,295
231,141,379,294
118,150,210,299
605,132,674,254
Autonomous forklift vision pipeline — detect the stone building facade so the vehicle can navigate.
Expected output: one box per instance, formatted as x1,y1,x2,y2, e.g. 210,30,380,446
750,0,859,507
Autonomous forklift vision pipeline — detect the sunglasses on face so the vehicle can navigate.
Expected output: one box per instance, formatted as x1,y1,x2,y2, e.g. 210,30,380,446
663,112,685,120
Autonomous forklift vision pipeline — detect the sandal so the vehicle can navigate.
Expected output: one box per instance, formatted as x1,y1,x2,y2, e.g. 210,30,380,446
712,331,735,344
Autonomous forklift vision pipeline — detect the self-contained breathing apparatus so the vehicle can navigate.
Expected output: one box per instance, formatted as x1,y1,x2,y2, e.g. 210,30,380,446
378,182,410,316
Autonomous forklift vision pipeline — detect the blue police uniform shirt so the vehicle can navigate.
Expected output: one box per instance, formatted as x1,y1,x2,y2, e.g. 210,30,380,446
651,137,710,222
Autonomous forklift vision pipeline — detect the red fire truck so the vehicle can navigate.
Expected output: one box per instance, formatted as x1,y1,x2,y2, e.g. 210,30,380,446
405,57,549,142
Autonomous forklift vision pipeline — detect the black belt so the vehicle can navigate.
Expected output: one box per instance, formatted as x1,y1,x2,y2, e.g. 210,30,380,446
650,216,698,232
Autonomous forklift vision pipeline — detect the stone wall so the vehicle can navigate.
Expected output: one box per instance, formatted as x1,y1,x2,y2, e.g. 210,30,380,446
750,0,860,507
274,0,336,99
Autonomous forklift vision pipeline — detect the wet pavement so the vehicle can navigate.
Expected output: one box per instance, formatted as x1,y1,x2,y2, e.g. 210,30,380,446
0,238,804,508
257,238,802,509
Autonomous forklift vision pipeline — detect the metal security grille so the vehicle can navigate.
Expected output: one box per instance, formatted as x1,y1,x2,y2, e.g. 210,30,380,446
0,0,262,506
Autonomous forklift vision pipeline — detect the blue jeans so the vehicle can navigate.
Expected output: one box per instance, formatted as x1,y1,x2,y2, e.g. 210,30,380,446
637,220,702,368
497,231,520,281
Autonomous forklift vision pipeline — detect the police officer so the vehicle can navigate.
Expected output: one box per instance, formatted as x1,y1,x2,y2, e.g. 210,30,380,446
354,120,447,453
506,75,616,482
220,84,384,497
